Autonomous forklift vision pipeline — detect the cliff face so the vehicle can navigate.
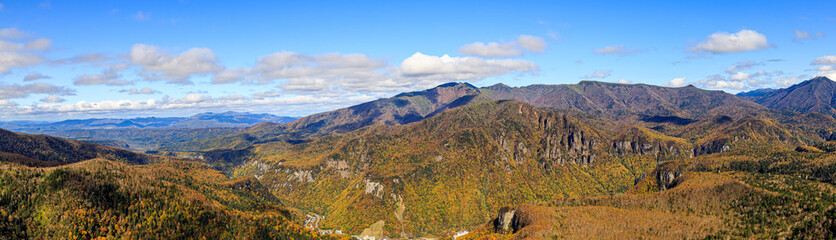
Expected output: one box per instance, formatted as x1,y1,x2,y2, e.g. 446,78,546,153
611,127,692,160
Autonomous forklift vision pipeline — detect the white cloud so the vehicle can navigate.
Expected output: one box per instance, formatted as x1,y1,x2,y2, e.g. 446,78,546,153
23,73,50,81
0,28,28,39
133,11,150,21
617,79,632,84
40,95,65,103
794,30,825,41
458,35,546,57
51,53,111,65
120,87,159,95
582,69,611,79
729,72,750,81
0,100,17,107
697,75,745,89
253,90,281,99
665,77,687,87
24,38,51,51
458,42,523,58
130,44,223,84
795,30,811,39
0,35,51,74
0,52,40,73
772,75,801,87
725,60,762,73
0,83,75,100
516,35,547,52
6,93,375,118
693,29,772,54
594,45,643,56
212,67,249,84
401,52,538,81
812,55,836,65
74,63,132,86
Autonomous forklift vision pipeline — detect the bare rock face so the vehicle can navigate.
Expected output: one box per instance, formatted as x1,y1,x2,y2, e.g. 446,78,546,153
657,170,683,190
537,113,597,166
492,206,535,234
493,206,517,234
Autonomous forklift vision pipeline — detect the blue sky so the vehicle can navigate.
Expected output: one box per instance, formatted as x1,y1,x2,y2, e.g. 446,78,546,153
1,1,834,120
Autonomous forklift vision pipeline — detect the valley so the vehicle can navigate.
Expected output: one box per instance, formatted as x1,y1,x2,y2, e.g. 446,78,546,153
4,78,836,239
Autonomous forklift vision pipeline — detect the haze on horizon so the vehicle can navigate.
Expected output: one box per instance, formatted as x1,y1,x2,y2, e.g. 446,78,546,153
0,0,834,121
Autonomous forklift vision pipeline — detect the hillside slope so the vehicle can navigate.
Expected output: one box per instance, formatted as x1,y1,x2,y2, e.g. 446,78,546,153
741,77,836,116
0,159,337,239
480,81,765,121
229,101,685,236
0,128,166,167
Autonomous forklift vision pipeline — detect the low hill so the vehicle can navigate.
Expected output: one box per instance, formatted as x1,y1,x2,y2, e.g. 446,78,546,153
0,159,338,239
0,128,165,167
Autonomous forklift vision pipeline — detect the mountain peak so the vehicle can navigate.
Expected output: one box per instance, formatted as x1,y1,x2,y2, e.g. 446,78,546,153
803,76,834,85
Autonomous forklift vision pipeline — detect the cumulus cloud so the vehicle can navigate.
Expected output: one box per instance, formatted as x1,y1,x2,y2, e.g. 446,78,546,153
23,73,50,81
130,44,223,84
0,28,28,39
119,87,159,95
812,55,836,80
0,52,43,74
458,35,547,57
74,63,132,86
617,79,632,84
0,100,17,107
594,45,644,56
665,77,687,87
401,52,538,80
729,72,750,81
812,56,836,65
697,74,745,89
516,35,547,52
692,29,773,54
0,83,75,100
0,33,51,74
40,95,65,103
582,69,612,79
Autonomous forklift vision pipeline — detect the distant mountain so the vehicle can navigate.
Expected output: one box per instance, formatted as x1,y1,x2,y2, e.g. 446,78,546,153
481,81,765,121
174,81,768,152
1,111,297,133
741,77,836,116
165,82,486,151
737,88,778,99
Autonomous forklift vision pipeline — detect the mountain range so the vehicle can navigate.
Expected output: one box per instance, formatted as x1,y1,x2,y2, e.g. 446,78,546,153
0,111,297,132
2,77,836,239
